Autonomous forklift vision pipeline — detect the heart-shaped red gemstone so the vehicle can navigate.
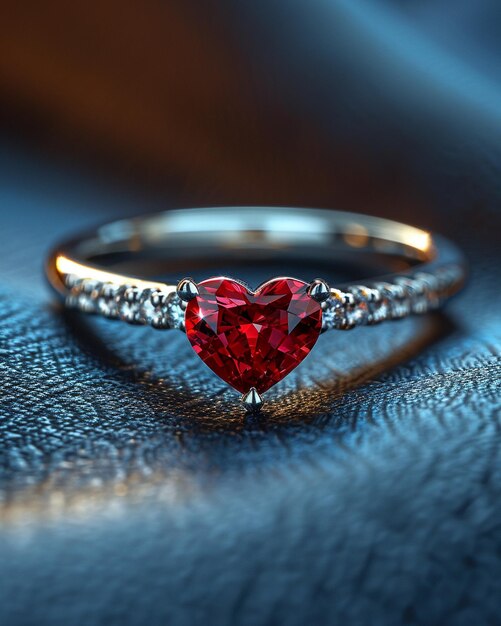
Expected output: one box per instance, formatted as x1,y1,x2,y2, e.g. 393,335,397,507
185,277,323,394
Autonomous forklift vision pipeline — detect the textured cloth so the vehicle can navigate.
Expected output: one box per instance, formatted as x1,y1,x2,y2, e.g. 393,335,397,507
1,150,500,626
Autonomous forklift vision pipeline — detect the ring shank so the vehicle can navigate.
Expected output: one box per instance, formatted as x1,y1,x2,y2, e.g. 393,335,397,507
46,207,466,331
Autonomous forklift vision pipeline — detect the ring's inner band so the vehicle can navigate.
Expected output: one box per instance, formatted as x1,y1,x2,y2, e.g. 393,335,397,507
47,207,464,296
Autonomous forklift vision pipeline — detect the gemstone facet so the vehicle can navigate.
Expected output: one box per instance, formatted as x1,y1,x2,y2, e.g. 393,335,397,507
185,277,323,394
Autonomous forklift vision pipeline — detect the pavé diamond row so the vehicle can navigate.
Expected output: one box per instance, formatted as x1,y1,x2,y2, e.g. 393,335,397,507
64,262,463,333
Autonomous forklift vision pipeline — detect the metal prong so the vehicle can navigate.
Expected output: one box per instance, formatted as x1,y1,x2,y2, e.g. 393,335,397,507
124,286,140,303
308,278,330,302
177,278,199,302
343,292,356,307
241,387,264,412
150,289,165,307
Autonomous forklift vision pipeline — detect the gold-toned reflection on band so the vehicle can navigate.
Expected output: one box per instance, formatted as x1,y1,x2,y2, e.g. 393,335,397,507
343,223,432,254
55,256,175,293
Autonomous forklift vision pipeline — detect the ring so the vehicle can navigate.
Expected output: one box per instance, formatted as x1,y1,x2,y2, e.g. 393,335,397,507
46,207,466,411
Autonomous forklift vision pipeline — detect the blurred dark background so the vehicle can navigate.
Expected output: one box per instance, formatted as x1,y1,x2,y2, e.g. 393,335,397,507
0,2,500,625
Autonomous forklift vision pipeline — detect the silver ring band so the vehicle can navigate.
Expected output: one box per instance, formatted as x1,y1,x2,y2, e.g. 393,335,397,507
46,206,466,333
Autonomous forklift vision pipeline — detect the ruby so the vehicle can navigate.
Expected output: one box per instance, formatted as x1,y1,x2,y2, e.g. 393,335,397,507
185,277,323,394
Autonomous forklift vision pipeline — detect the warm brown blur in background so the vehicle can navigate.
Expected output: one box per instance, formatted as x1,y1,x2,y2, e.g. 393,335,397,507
4,0,493,220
